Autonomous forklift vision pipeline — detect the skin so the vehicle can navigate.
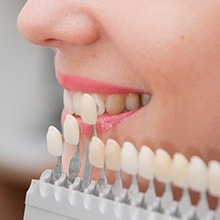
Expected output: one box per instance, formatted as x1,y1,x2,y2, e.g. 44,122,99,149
18,0,220,208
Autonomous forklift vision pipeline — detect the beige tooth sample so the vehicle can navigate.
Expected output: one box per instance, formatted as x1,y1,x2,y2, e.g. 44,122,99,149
46,126,63,156
105,139,121,171
138,146,155,180
63,90,74,114
106,94,125,114
63,114,79,145
189,156,208,193
172,153,189,189
81,93,97,125
125,93,141,111
141,94,151,106
208,160,220,197
155,149,172,183
73,92,83,116
91,94,105,115
89,136,105,168
121,141,138,175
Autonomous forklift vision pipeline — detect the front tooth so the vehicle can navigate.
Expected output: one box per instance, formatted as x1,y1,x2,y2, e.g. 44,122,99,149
208,160,220,197
63,114,79,145
46,126,63,156
172,153,189,189
91,94,105,115
141,94,151,106
189,156,208,193
138,145,155,180
105,139,121,171
155,149,172,183
121,141,138,175
81,94,97,125
125,93,141,111
106,94,125,114
89,136,105,168
63,90,74,114
73,92,83,116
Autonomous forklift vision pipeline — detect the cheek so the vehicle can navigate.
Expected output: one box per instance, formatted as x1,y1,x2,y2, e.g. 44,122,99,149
109,2,220,82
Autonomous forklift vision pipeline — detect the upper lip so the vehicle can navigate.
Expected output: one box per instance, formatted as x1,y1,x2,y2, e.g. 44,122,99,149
56,71,151,94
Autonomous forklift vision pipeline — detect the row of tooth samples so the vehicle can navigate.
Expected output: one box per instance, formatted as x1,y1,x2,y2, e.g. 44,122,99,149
89,138,220,219
47,93,220,219
89,137,220,195
47,123,220,218
63,89,151,115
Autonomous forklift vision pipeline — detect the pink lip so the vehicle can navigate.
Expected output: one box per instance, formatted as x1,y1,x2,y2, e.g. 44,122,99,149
61,108,139,136
56,71,144,94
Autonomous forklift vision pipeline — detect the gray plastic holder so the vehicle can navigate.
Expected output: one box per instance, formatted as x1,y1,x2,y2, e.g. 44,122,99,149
23,170,216,220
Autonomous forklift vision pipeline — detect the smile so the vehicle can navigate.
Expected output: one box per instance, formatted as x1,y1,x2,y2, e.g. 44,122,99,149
57,71,152,135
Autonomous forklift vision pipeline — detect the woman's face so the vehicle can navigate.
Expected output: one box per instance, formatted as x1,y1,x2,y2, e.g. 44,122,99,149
18,0,220,203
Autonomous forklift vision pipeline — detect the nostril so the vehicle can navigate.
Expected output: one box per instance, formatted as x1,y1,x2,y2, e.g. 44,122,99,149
18,4,101,47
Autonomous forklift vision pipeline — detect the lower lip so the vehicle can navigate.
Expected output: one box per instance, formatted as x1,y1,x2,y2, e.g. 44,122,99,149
61,108,139,136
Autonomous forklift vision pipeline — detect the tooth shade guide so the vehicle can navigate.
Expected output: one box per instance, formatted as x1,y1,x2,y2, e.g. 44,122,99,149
121,141,138,176
172,153,189,189
81,93,97,125
105,138,121,171
46,126,63,157
189,156,208,193
89,136,105,169
63,114,80,145
138,145,155,180
155,148,172,184
208,160,220,197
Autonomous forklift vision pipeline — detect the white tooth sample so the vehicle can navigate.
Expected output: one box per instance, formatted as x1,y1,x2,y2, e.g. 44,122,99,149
189,156,208,193
208,160,220,197
89,136,105,168
63,90,74,114
63,114,79,145
73,92,83,116
105,139,121,171
81,94,97,125
125,93,141,111
138,145,155,180
172,153,189,189
91,94,105,115
46,126,63,156
155,149,172,183
106,94,125,114
121,141,138,175
141,94,151,106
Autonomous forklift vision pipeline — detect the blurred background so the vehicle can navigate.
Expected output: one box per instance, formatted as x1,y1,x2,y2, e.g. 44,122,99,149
0,0,63,219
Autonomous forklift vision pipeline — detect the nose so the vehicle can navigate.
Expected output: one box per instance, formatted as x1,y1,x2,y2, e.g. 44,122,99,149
17,1,100,47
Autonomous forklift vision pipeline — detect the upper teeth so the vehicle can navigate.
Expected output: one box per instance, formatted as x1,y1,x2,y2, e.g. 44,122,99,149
63,89,151,116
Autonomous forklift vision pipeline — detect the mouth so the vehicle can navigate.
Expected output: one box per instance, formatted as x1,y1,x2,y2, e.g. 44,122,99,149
57,71,152,135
